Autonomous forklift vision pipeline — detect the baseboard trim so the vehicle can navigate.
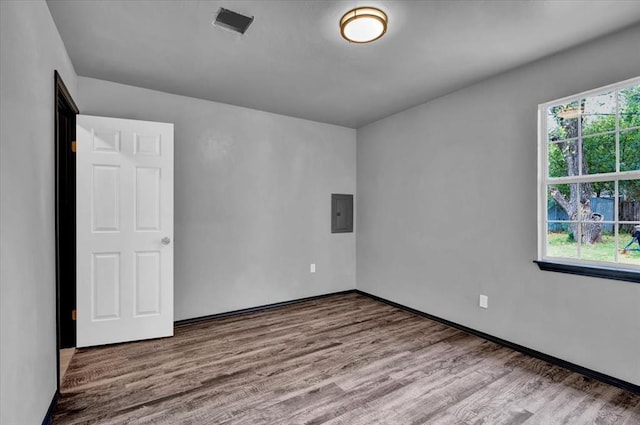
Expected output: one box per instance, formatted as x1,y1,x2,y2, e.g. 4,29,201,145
41,389,59,425
174,290,356,327
354,289,640,395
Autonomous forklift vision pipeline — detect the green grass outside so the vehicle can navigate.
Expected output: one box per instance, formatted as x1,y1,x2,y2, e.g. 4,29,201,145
547,232,640,266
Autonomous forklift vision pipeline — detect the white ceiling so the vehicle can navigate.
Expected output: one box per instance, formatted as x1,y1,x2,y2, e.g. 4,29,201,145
47,0,640,128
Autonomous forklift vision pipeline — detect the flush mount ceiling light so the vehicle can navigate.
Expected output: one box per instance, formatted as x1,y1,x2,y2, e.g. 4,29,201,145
340,7,387,44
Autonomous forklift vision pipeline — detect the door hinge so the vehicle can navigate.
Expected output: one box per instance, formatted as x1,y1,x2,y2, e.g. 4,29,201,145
71,141,77,153
72,309,77,321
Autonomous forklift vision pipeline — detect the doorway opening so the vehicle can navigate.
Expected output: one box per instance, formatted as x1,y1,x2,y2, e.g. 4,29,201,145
54,70,79,387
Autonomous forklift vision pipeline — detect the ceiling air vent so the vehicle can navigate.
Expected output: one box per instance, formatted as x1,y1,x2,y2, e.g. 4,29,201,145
214,8,254,34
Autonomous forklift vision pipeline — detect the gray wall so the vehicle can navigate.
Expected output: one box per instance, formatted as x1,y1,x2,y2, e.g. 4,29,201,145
0,1,78,423
77,77,356,321
356,24,640,385
1,5,637,424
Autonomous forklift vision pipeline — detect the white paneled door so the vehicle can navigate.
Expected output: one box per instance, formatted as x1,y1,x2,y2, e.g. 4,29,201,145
76,115,174,347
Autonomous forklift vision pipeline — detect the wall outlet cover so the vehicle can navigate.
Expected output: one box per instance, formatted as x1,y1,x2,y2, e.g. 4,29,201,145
310,263,316,273
479,294,488,309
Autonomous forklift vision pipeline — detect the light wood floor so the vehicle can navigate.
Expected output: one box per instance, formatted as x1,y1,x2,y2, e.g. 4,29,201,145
59,347,76,385
53,293,640,424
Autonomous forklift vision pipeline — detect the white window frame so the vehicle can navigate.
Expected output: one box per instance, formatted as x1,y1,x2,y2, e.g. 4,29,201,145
537,76,640,273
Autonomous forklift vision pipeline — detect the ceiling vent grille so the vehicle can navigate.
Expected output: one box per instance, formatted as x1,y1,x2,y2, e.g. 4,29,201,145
214,8,254,34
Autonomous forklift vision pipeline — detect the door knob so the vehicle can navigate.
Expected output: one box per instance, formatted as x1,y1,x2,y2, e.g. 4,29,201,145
161,237,171,245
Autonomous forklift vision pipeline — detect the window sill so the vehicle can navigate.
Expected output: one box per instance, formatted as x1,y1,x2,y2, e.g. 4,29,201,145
534,261,640,283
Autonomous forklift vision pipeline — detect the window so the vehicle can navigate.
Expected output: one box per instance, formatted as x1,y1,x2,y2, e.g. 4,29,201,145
537,77,640,280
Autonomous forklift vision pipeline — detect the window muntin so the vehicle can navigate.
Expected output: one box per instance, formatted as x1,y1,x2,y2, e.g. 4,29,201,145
539,77,640,270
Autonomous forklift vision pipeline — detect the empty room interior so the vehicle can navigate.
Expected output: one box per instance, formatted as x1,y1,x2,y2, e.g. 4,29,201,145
2,0,640,424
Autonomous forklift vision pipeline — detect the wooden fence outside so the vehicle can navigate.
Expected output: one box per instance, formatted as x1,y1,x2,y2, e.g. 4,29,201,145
548,199,639,233
620,201,640,232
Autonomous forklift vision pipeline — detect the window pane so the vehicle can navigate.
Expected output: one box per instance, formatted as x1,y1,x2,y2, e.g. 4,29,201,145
620,129,640,172
580,183,614,248
541,79,640,271
581,231,615,263
587,181,614,224
619,179,640,222
548,101,579,141
586,182,615,207
547,223,577,259
619,223,640,266
582,134,615,175
548,142,574,178
582,91,615,136
619,84,640,129
547,184,578,221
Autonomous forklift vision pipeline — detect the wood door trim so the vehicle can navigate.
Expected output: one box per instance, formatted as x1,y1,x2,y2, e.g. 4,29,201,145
55,70,79,113
54,70,79,402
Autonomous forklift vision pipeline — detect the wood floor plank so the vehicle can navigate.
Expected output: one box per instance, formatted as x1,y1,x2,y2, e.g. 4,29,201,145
53,293,640,424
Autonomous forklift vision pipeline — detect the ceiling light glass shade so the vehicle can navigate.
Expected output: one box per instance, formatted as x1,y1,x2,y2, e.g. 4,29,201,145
340,7,387,43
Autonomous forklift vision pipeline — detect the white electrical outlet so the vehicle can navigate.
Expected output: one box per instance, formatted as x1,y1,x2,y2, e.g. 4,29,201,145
310,263,316,273
479,295,488,309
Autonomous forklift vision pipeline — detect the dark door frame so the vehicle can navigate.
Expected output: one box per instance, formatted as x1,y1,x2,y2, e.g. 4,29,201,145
54,70,79,391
